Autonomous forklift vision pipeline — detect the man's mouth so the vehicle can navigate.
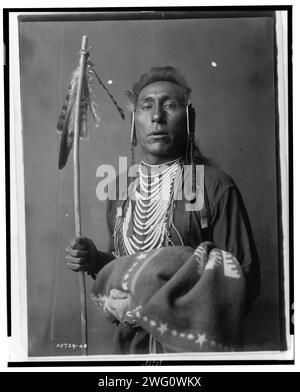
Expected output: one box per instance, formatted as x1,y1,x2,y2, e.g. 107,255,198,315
149,130,169,137
148,133,169,141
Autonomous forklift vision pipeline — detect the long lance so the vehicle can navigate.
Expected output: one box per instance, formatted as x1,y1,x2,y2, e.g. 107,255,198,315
73,35,89,355
57,35,125,355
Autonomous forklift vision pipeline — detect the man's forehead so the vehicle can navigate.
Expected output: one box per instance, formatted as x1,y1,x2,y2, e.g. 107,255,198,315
137,81,185,101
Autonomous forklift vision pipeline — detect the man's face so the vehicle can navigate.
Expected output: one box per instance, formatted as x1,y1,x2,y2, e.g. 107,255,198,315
134,81,187,164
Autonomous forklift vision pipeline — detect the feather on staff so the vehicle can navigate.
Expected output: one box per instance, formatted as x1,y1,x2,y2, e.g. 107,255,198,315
57,45,124,169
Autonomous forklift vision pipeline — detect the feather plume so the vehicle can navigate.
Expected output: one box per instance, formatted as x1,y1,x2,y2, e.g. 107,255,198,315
57,63,101,169
57,53,124,170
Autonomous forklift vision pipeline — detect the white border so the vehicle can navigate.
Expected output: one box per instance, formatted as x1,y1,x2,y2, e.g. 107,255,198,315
275,10,292,355
4,6,295,369
9,12,28,362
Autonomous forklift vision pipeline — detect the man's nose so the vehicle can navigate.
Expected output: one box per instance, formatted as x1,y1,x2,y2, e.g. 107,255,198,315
152,105,164,123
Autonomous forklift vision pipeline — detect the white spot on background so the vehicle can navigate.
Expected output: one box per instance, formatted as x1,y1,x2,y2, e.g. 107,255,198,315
211,61,217,67
107,80,113,85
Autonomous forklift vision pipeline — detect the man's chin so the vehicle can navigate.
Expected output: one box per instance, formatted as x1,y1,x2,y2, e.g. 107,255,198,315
143,146,183,162
147,147,173,158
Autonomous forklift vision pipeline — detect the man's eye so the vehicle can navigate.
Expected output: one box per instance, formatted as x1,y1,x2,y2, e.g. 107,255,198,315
163,102,178,109
141,103,153,111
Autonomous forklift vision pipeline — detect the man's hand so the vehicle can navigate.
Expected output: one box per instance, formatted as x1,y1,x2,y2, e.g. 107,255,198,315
106,289,133,322
65,236,98,274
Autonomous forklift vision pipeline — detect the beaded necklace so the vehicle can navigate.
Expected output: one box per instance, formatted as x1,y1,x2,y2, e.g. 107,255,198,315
121,158,182,255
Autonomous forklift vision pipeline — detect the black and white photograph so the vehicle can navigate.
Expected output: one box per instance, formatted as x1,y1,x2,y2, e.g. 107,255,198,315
6,7,293,363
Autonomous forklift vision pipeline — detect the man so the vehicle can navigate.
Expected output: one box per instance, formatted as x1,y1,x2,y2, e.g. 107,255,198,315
65,66,260,354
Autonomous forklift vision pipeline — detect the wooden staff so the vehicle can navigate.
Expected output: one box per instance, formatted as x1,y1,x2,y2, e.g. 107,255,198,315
73,35,88,355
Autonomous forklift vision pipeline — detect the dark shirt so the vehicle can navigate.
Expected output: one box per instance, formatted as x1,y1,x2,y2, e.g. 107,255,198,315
99,163,260,353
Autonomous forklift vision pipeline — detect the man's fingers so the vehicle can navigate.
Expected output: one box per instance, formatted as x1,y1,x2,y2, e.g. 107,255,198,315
107,299,127,319
66,260,88,272
66,262,80,271
65,246,88,258
65,255,88,265
66,237,95,273
107,296,131,319
110,289,128,299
